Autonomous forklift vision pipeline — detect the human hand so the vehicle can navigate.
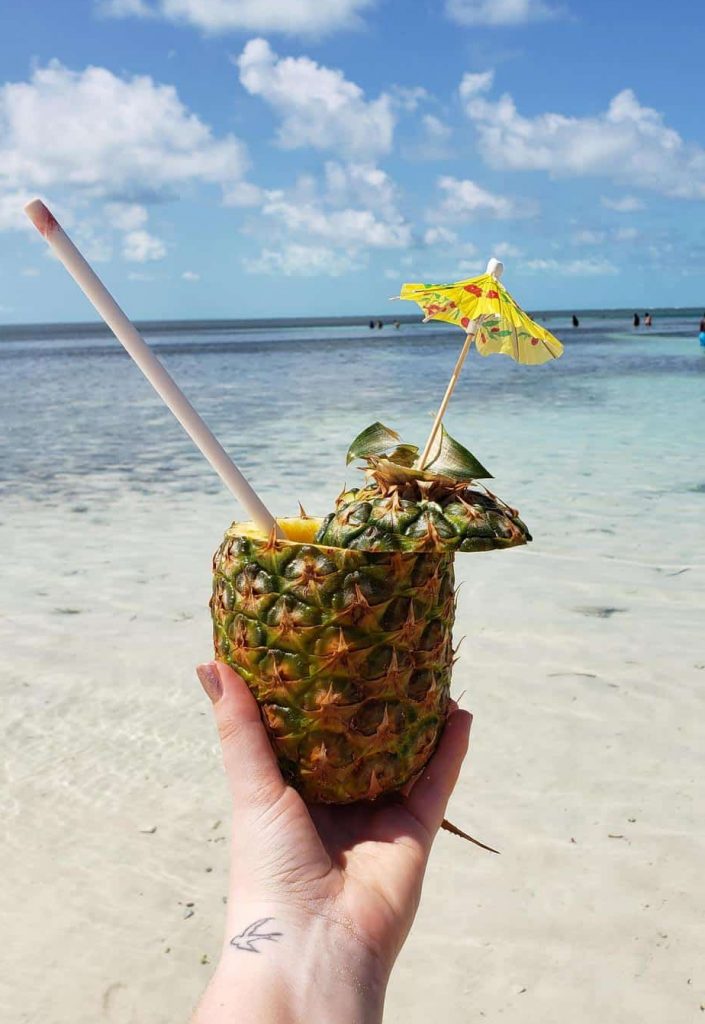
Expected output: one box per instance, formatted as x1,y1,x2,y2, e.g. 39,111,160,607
191,661,472,1024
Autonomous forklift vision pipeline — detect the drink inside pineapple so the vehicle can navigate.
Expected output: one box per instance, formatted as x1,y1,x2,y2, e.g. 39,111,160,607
211,517,455,803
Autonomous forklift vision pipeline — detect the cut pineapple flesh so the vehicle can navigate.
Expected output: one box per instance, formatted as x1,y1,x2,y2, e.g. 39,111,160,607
235,517,322,544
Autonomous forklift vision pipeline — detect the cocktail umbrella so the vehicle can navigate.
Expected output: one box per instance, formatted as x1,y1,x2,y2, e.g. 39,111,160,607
399,258,563,467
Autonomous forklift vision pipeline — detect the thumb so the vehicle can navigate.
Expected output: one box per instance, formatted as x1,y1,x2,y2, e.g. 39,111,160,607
196,661,287,812
404,708,472,842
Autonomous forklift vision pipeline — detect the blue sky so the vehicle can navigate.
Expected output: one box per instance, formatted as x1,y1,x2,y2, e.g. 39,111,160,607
1,0,704,323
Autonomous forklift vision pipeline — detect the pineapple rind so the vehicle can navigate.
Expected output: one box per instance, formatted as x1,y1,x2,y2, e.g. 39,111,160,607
315,485,531,553
211,521,454,803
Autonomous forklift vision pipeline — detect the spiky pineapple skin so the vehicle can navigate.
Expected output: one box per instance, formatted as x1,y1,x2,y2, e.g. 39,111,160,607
211,523,455,803
315,485,531,553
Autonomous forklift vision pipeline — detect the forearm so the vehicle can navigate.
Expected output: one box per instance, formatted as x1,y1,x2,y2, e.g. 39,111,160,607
191,905,388,1024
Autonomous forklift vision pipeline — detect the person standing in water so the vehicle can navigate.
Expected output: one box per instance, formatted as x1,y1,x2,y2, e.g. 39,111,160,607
633,313,640,328
699,312,705,347
572,315,579,328
644,312,653,327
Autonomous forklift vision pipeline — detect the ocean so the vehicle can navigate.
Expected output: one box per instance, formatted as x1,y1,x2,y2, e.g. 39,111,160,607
2,309,704,1023
1,308,703,515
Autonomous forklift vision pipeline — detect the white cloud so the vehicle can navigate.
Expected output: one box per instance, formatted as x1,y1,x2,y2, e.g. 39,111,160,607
127,270,157,281
459,70,494,100
390,85,429,112
223,181,266,207
0,61,248,204
261,193,411,248
323,161,399,216
237,38,394,159
245,161,411,254
21,266,40,277
97,203,169,263
431,175,538,221
0,190,33,231
422,114,451,142
446,0,562,25
73,226,113,263
571,224,640,246
100,0,376,35
404,113,454,162
601,194,645,212
182,269,201,280
244,243,362,276
243,160,411,275
492,241,522,259
122,229,167,262
462,82,705,200
416,114,453,160
105,202,149,231
422,228,479,270
614,226,639,242
523,257,618,276
424,225,458,246
0,60,257,270
571,228,605,246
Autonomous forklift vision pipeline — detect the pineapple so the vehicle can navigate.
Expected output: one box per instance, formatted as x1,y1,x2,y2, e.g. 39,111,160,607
211,516,455,803
210,424,529,805
315,422,531,553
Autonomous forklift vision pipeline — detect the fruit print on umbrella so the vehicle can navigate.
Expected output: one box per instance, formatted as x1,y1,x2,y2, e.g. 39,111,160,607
400,272,563,365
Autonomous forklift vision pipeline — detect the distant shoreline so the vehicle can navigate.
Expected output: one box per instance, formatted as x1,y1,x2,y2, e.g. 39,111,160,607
1,307,702,342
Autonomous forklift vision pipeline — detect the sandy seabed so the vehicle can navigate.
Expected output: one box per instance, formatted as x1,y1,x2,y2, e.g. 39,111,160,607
1,458,703,1024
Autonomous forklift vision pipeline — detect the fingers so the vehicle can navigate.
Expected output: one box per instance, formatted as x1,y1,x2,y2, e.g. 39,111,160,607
405,709,472,840
196,661,287,811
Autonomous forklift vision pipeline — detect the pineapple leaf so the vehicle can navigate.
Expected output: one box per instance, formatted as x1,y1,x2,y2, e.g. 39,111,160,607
369,459,428,484
387,443,420,467
424,426,493,480
346,422,401,465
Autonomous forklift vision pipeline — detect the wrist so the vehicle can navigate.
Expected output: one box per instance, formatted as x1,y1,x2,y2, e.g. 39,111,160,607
194,903,388,1024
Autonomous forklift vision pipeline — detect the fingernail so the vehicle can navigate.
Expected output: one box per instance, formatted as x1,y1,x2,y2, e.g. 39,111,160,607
196,662,223,704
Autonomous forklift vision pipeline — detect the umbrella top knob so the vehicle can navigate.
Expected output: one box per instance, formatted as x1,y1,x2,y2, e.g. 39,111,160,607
485,257,504,280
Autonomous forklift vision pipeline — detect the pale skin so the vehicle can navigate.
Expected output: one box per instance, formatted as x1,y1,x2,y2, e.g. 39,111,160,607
192,661,472,1024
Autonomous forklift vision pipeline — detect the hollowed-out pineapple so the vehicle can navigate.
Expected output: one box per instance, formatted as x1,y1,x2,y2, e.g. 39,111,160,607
210,424,529,804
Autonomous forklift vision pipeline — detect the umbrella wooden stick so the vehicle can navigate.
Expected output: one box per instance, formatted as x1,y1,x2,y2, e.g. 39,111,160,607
418,257,504,470
418,328,476,469
24,198,282,537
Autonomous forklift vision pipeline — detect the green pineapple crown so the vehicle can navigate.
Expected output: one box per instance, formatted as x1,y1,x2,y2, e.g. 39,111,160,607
313,422,530,553
345,421,493,495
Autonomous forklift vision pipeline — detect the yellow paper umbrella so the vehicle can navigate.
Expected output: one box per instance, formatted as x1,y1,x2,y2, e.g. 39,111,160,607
399,258,563,465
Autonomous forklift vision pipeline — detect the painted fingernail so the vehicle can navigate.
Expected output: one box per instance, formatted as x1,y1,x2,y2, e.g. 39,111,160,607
196,662,223,704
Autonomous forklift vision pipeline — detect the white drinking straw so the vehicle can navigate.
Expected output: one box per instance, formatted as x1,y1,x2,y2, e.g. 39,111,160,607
24,198,281,536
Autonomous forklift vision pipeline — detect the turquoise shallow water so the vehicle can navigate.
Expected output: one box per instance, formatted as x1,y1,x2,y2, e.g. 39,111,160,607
1,311,704,1024
1,310,704,517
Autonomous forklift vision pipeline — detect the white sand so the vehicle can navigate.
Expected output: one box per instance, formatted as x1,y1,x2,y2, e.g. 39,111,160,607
2,461,704,1022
